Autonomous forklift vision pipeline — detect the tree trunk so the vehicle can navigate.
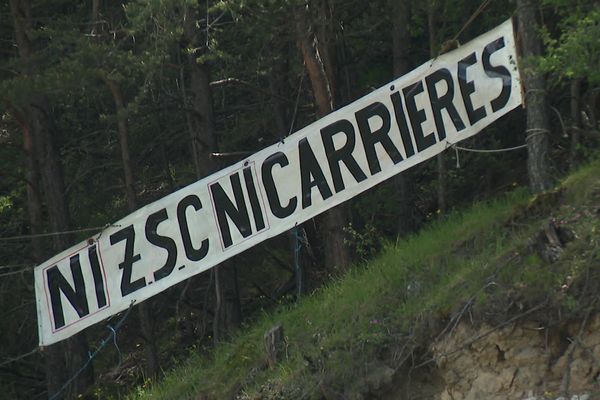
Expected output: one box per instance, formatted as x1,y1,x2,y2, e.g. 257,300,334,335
517,0,552,193
103,76,160,380
267,27,291,138
90,0,101,35
211,262,242,345
182,3,241,342
11,108,44,261
183,4,218,178
314,0,339,107
294,1,350,272
34,74,92,400
103,78,138,210
23,131,44,261
427,1,447,213
392,0,417,235
587,89,598,130
9,0,93,396
11,105,62,394
267,33,308,297
295,3,334,116
569,78,582,169
212,264,223,345
392,0,411,78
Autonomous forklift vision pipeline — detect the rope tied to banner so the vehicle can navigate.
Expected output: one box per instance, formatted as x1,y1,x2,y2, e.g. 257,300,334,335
287,70,305,138
524,88,547,97
525,128,550,141
48,300,135,400
291,226,302,295
0,224,121,243
0,347,40,368
428,0,492,67
290,225,310,298
0,267,33,278
280,63,306,145
452,127,550,168
450,0,493,44
107,324,123,369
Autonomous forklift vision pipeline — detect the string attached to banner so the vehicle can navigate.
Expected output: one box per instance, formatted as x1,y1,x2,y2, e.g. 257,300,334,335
287,69,305,138
290,225,310,299
287,65,308,299
452,127,550,168
0,224,121,243
48,300,135,400
0,348,39,368
0,263,34,272
451,0,493,43
0,267,33,278
453,143,527,168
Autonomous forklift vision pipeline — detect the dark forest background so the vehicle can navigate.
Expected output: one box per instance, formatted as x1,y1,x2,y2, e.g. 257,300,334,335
0,0,599,398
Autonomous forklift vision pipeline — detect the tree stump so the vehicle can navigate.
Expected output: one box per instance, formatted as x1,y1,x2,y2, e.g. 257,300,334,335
535,220,565,263
264,323,285,369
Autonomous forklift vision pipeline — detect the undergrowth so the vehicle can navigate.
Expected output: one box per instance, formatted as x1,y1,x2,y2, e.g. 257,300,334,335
126,158,600,400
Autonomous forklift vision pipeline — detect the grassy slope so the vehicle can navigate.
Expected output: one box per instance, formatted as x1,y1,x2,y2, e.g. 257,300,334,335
128,159,600,400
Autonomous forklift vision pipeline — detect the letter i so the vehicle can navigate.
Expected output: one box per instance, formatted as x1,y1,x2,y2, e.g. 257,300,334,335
243,167,266,231
88,244,107,308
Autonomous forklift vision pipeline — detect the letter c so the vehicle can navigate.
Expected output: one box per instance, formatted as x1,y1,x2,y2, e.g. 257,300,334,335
261,152,297,219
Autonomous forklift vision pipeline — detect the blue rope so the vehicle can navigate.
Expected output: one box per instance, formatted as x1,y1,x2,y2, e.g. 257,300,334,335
292,226,302,257
106,325,123,370
48,301,135,400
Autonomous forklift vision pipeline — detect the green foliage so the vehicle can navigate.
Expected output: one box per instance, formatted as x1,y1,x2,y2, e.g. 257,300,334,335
0,195,12,213
539,7,600,83
343,222,380,261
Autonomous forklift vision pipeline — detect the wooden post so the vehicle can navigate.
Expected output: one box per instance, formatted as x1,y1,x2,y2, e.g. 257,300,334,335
264,324,285,369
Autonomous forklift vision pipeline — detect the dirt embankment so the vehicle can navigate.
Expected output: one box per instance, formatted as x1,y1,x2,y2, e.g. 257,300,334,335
379,183,600,400
429,313,600,400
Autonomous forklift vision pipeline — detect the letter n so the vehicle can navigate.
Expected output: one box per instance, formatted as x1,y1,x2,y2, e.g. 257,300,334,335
210,172,252,249
47,254,90,330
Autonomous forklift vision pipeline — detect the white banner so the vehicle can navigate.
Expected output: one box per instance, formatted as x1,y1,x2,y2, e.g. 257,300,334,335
35,19,521,346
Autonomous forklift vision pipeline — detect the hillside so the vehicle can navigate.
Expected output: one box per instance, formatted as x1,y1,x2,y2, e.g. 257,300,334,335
125,159,600,400
3,0,600,398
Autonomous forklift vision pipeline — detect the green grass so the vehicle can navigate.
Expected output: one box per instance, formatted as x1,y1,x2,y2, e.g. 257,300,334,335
126,158,600,400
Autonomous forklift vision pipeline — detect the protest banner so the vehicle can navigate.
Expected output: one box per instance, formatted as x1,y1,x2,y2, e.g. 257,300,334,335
35,19,521,346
